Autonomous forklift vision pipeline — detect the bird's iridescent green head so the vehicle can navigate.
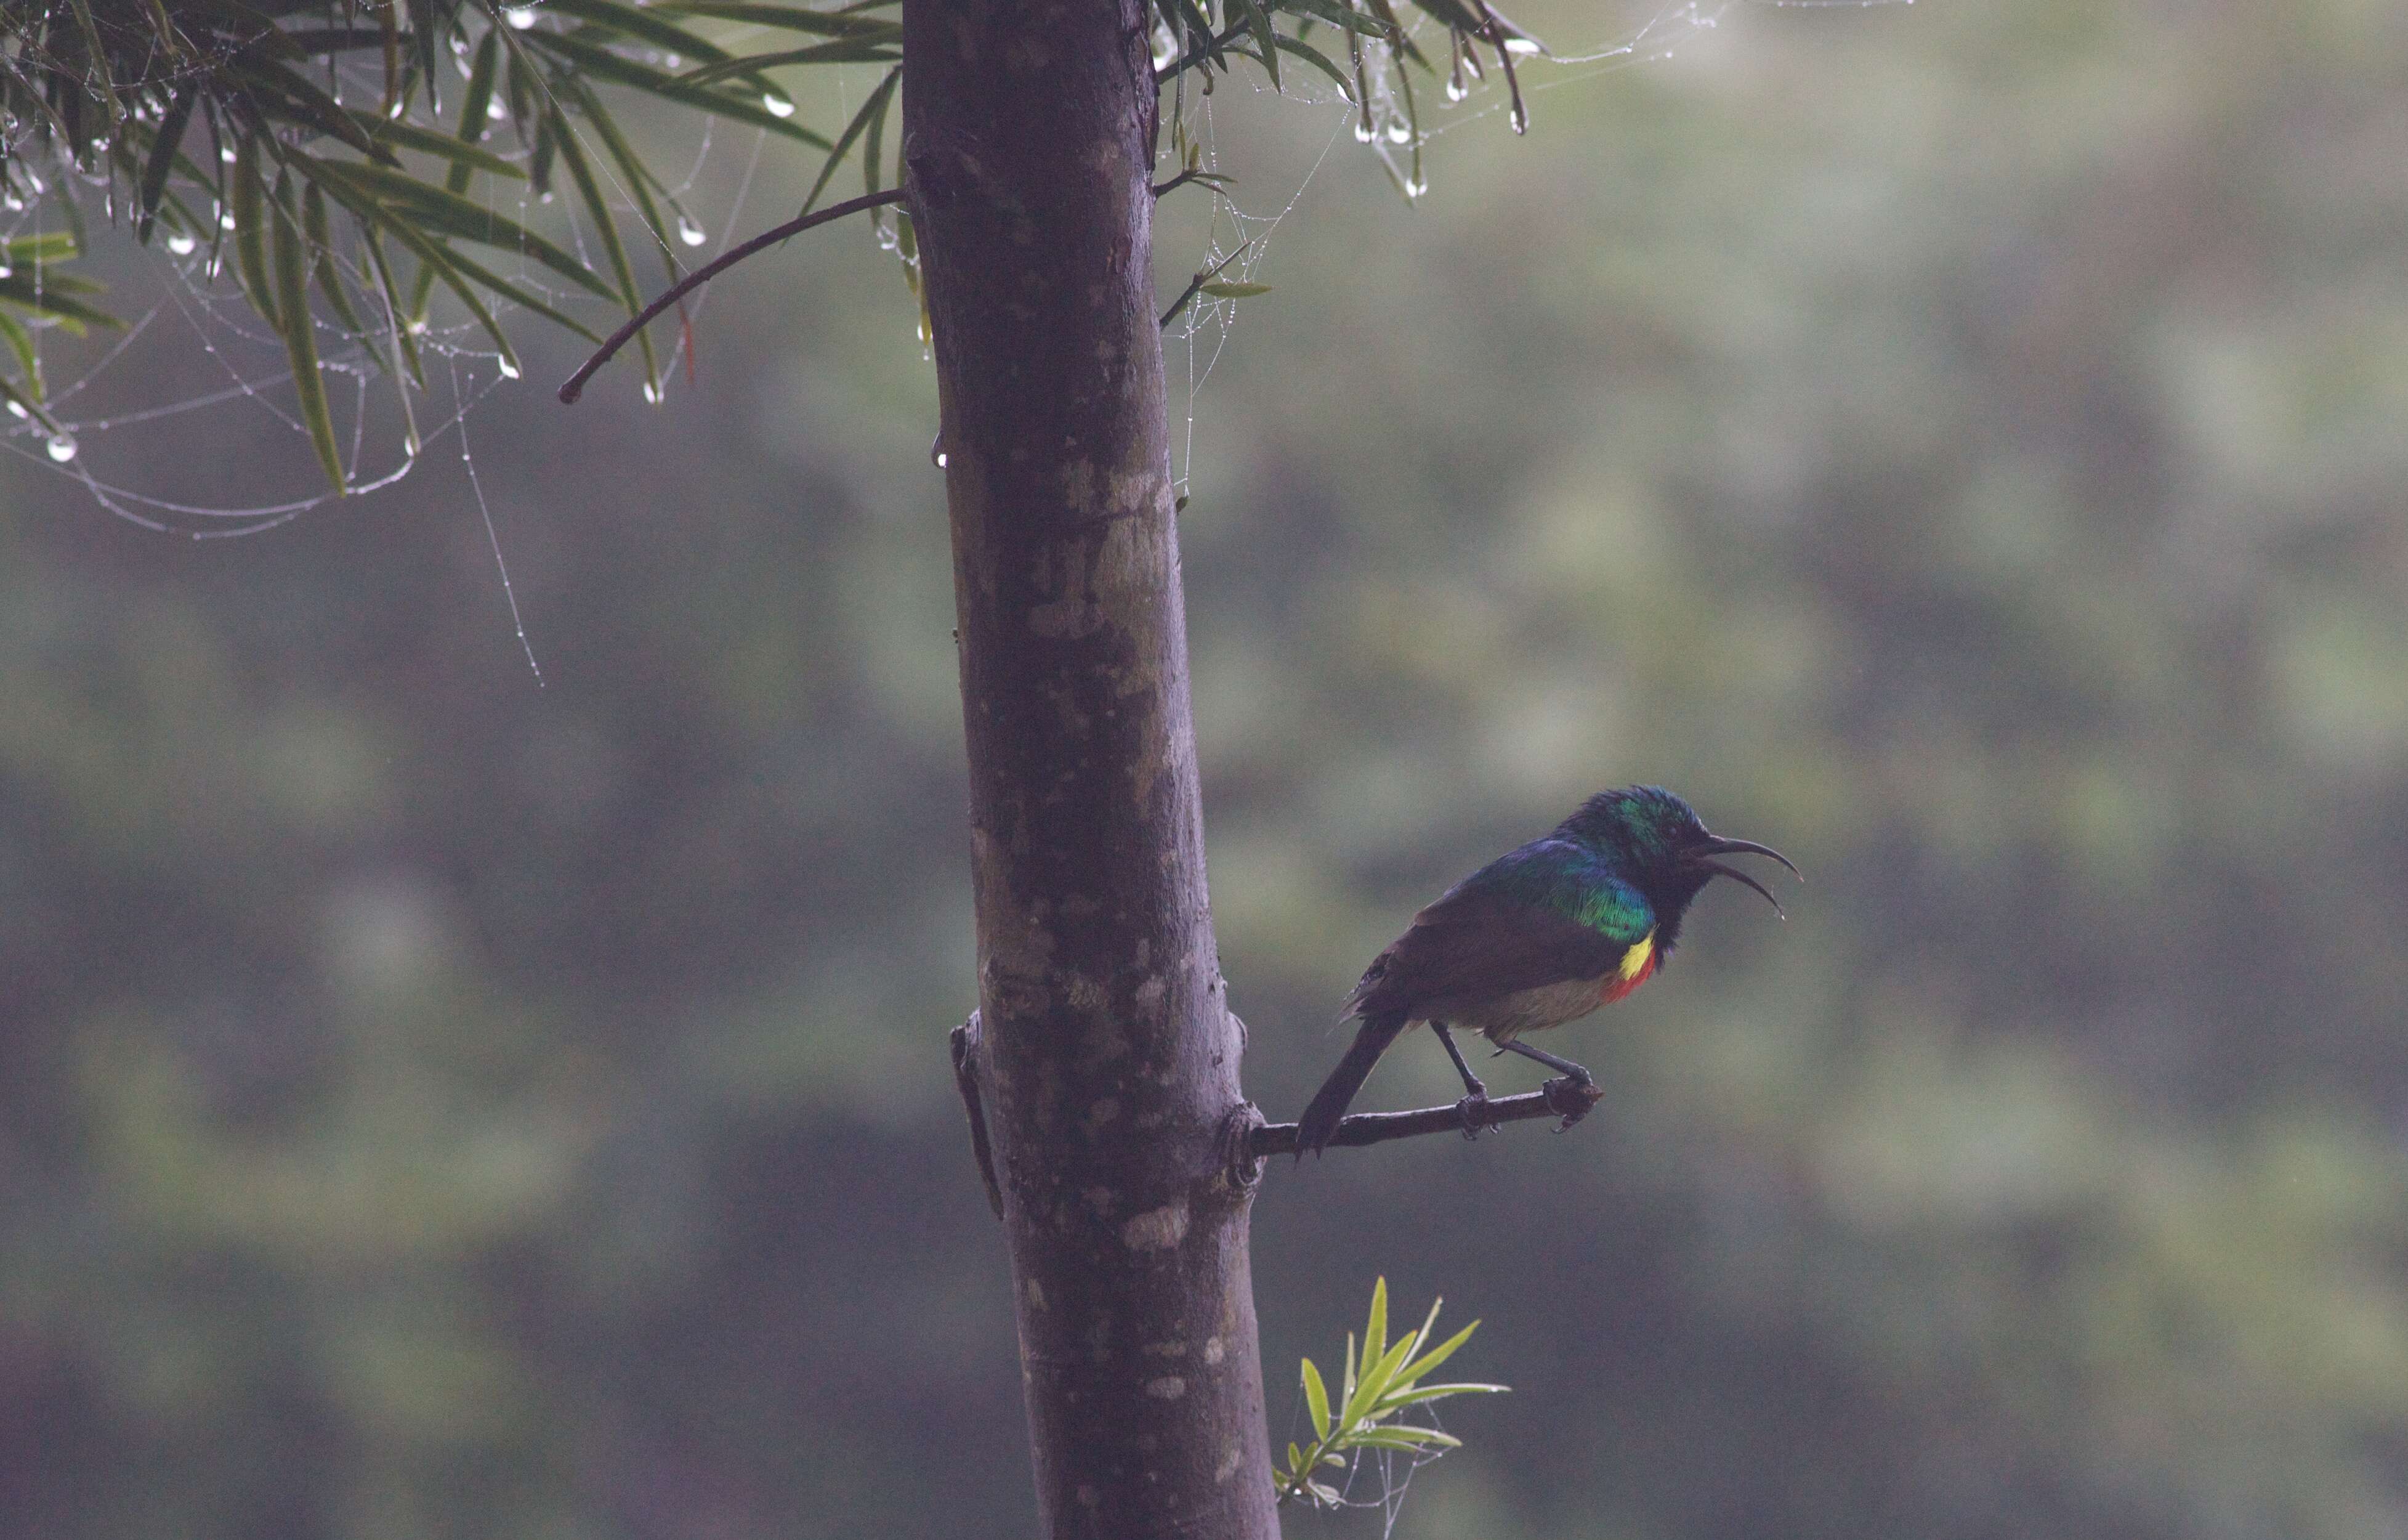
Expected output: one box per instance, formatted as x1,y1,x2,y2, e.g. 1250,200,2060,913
1559,785,1800,945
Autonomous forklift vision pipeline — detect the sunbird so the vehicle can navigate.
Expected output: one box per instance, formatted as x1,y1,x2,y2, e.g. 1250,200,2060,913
1296,785,1798,1158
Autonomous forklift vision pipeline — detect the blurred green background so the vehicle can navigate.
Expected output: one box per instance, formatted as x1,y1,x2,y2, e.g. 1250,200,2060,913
9,1,2408,1536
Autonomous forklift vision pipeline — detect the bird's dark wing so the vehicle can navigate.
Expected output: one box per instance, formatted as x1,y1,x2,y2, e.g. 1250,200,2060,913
1343,841,1654,1020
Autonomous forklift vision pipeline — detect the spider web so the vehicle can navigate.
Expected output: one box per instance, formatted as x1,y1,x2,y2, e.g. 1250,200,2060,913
1152,0,1897,507
1,0,1881,669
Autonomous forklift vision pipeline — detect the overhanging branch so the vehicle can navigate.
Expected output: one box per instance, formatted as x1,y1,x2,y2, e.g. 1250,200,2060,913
558,187,908,404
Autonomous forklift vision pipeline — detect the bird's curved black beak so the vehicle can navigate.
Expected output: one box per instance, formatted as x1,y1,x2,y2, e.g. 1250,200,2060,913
1692,835,1803,918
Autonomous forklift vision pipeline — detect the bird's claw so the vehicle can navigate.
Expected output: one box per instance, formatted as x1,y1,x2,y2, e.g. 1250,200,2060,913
1455,1092,1493,1140
1542,1074,1601,1132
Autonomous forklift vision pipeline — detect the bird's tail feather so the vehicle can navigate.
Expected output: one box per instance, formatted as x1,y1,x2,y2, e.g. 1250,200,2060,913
1295,1010,1410,1160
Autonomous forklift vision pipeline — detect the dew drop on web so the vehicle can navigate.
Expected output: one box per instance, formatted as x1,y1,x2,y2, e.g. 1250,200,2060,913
762,91,796,119
677,215,706,246
47,436,78,463
166,230,197,255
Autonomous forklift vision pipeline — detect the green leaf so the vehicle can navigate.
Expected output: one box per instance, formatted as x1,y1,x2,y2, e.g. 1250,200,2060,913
405,0,443,116
677,37,901,87
559,77,684,282
1274,0,1390,36
356,114,527,180
1272,35,1354,95
1339,1329,1357,1420
229,55,394,162
269,168,345,493
1234,0,1282,87
1364,1276,1389,1385
0,307,40,390
355,226,427,392
136,86,200,241
2,232,81,267
358,212,525,371
542,0,743,61
544,97,661,394
1301,1355,1332,1440
302,180,369,341
0,374,68,439
523,31,833,148
232,132,281,331
1347,1426,1463,1451
799,63,899,215
306,159,617,302
652,0,899,36
1198,280,1272,298
1393,1316,1481,1385
1373,1380,1510,1412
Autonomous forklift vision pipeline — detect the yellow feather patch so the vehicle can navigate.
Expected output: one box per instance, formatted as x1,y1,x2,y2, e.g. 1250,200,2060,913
1618,929,1655,983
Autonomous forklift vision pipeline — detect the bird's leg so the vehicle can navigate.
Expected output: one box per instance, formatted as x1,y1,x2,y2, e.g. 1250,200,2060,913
1499,1038,1594,1086
1498,1039,1599,1130
1430,1024,1492,1138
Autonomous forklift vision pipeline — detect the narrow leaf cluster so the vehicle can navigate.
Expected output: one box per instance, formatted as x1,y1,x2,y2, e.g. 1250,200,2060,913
0,0,1533,485
1152,0,1543,201
1275,1276,1506,1509
0,0,905,485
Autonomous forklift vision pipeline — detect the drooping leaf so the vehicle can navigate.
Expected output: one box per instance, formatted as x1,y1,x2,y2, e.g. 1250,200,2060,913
544,95,662,395
798,63,899,216
232,131,281,330
269,167,345,492
306,158,618,302
135,84,200,241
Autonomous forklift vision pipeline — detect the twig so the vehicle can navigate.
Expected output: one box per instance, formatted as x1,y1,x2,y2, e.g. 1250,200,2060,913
1250,1077,1602,1161
951,1012,1005,1220
558,187,909,405
1158,238,1253,330
1149,167,1229,200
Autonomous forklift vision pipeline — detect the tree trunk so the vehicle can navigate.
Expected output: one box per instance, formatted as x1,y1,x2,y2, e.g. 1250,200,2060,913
902,4,1280,1537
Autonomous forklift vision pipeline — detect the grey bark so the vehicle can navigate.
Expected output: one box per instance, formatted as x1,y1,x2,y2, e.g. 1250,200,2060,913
902,2,1281,1536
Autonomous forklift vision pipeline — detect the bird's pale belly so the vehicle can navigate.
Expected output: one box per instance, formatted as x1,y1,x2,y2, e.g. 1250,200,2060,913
1434,976,1616,1045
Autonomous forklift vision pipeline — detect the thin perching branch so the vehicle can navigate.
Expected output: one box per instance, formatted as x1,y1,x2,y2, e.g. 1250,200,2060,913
1250,1077,1602,1160
559,187,909,404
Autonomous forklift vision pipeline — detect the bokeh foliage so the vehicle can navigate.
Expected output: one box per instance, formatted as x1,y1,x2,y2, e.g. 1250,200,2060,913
6,1,2408,1538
